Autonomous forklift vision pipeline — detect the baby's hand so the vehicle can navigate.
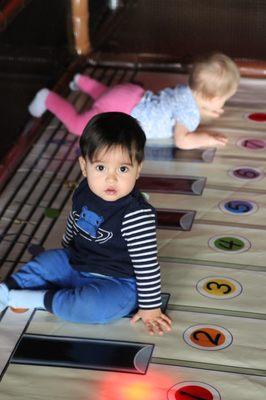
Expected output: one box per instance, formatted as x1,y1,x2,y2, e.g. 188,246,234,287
202,106,224,119
131,308,172,336
208,132,228,147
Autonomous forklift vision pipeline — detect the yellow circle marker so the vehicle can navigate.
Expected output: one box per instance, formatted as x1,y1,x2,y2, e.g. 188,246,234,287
196,276,243,299
203,278,235,296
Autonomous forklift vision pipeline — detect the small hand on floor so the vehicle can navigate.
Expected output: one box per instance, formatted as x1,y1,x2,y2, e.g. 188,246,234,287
207,132,228,147
131,308,172,336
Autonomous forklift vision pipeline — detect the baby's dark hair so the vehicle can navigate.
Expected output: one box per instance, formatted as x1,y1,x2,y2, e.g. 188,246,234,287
80,112,146,164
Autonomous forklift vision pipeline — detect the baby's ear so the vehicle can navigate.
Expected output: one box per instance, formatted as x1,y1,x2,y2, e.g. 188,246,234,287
79,156,87,177
136,162,143,179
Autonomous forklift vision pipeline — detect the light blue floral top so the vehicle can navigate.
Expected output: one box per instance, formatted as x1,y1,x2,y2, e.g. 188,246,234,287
131,85,200,139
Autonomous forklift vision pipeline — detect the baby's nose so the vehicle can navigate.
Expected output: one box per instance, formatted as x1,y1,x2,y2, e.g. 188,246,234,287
106,171,117,181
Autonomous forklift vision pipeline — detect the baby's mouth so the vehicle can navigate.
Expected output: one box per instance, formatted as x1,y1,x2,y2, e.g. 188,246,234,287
105,188,117,195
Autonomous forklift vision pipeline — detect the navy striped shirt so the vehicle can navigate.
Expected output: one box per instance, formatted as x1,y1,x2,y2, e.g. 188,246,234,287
62,179,162,309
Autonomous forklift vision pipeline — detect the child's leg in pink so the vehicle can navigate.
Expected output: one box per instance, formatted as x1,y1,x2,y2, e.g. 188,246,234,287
46,91,100,136
76,75,108,99
95,83,145,114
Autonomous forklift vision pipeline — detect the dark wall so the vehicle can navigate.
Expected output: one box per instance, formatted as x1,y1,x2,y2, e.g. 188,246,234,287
0,0,73,163
93,0,266,61
0,0,70,48
0,0,111,163
89,0,110,34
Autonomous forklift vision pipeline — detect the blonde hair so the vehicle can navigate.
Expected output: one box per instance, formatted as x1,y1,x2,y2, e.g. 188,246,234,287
188,53,240,98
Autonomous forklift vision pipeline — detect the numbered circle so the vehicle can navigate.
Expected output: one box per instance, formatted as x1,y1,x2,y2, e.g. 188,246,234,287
208,235,251,254
168,381,221,400
246,112,266,123
44,208,60,219
196,276,243,299
228,166,263,181
219,199,258,216
183,324,233,350
236,138,266,150
10,307,29,314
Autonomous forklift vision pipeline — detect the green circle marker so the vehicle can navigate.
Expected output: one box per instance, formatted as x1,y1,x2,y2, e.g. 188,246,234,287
44,208,60,219
214,236,245,251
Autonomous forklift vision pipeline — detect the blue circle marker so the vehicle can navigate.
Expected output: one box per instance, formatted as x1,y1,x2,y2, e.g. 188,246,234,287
224,200,253,214
219,199,258,216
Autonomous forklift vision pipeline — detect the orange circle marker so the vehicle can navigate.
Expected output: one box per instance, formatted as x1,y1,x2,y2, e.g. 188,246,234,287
190,327,226,348
10,307,29,313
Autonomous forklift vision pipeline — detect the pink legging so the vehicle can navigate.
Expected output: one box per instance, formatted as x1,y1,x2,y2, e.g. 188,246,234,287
46,75,145,136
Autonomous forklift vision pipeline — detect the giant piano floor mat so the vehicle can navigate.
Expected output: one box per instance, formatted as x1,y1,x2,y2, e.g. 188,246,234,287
147,189,266,227
0,66,265,398
157,223,266,269
1,362,265,400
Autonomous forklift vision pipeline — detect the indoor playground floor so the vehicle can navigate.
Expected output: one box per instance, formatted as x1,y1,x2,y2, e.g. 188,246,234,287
0,65,266,399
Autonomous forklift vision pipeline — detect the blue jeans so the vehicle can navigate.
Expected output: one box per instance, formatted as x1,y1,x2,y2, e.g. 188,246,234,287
11,249,138,324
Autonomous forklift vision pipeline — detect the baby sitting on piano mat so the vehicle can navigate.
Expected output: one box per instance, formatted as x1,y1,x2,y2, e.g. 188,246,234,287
0,112,171,336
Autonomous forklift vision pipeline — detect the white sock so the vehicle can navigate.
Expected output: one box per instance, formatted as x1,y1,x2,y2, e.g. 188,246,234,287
28,88,50,117
0,283,9,312
69,73,81,91
8,289,46,309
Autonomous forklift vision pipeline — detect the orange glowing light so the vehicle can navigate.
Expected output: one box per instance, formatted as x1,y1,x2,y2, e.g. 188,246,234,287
121,381,152,400
99,370,174,400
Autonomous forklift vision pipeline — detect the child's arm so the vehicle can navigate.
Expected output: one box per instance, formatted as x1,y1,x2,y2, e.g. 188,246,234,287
122,207,171,336
62,211,75,248
131,308,171,336
174,123,228,149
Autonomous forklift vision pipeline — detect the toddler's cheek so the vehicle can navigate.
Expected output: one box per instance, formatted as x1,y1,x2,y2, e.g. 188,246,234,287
212,108,224,117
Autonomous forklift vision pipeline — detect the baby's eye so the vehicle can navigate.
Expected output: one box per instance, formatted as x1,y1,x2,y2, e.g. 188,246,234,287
119,166,129,173
96,165,105,172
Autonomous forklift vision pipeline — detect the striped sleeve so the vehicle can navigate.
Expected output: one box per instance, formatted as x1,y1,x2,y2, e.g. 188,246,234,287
121,208,162,309
62,211,77,248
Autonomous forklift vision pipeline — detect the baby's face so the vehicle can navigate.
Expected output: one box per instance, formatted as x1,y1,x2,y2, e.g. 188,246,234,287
79,146,142,201
200,89,236,119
